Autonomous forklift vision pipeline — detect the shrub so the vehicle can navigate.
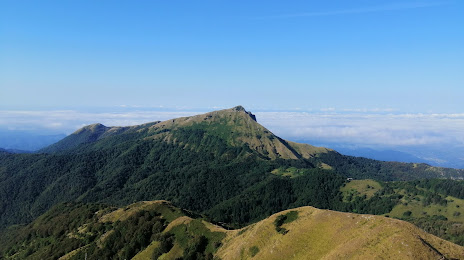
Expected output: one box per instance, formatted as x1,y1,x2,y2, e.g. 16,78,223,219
274,211,299,235
403,211,412,217
249,246,259,257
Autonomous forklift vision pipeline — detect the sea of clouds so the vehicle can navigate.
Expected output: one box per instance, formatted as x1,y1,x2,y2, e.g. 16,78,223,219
1,109,464,149
2,108,464,167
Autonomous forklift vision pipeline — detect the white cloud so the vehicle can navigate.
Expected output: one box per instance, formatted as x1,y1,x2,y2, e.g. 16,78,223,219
255,112,464,147
1,109,464,148
0,110,201,134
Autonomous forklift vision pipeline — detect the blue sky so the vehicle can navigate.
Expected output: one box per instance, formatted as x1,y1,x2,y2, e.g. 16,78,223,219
1,0,463,112
1,0,464,166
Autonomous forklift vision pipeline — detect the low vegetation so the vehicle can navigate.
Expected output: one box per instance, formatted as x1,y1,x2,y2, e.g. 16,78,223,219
274,211,299,234
338,179,464,245
340,179,382,201
271,167,310,178
217,207,464,260
2,202,462,260
0,201,226,260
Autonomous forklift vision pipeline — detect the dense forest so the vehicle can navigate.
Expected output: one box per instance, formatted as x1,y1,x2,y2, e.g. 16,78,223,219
3,123,458,229
1,107,464,256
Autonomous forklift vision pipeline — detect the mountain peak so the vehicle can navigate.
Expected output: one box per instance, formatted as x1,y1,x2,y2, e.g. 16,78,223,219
76,123,107,133
145,106,329,160
231,105,246,112
42,106,329,159
225,105,257,122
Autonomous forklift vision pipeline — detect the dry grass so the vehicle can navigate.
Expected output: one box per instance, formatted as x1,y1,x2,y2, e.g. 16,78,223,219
159,243,184,260
217,207,464,260
132,241,160,260
57,245,90,260
164,216,193,233
99,200,170,223
287,141,332,159
146,107,331,160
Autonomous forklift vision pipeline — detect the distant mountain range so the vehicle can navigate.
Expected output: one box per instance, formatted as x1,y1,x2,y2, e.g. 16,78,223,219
0,130,66,151
1,106,463,259
295,141,464,169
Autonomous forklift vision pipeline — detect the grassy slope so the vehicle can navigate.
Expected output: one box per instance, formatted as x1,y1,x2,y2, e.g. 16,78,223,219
340,180,464,221
2,201,463,260
40,106,331,160
0,201,226,260
341,179,382,201
131,241,160,260
389,195,464,221
339,179,464,245
218,207,464,260
145,106,328,160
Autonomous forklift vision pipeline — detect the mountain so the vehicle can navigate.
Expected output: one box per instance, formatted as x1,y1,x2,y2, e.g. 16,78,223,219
1,201,462,260
40,106,330,159
37,106,464,180
0,130,66,151
1,106,464,248
0,148,33,154
39,122,158,153
1,106,338,228
297,140,464,169
335,147,429,164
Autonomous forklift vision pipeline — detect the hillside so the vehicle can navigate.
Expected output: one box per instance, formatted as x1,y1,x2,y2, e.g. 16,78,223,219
40,106,330,160
37,106,464,181
39,122,159,153
39,106,464,180
1,201,462,260
0,201,225,260
340,178,464,245
1,106,464,244
219,207,464,260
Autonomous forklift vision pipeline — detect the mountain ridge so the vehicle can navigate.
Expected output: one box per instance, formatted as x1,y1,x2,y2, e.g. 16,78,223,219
41,106,331,160
1,200,462,259
37,106,464,181
218,205,464,259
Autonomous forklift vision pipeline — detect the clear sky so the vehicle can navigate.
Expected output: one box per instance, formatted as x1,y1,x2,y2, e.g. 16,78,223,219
1,0,463,112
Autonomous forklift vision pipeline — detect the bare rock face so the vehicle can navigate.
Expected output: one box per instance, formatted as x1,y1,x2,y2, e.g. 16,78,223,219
230,105,257,121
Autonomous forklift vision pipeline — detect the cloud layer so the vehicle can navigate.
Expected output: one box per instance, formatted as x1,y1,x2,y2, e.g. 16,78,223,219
0,110,200,134
255,112,464,147
1,109,464,148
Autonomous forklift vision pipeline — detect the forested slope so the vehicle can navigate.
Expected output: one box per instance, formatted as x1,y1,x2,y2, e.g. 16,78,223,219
1,106,464,240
